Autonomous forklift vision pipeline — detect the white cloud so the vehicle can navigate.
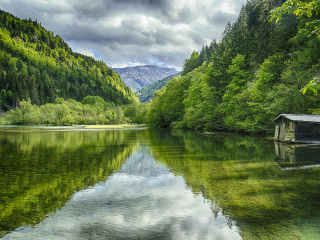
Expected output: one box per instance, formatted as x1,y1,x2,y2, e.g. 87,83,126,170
73,47,95,58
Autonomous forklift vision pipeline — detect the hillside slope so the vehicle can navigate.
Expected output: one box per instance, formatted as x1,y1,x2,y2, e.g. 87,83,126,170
0,10,138,111
146,0,320,132
113,65,179,92
135,73,181,102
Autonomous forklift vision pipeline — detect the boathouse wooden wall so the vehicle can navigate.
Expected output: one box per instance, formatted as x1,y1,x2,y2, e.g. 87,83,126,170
274,118,295,142
275,118,320,143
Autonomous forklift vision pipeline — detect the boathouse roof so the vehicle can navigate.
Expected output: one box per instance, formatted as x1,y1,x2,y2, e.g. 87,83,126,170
273,114,320,123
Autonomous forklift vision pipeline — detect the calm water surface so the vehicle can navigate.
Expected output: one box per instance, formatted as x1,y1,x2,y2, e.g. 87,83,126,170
0,127,320,239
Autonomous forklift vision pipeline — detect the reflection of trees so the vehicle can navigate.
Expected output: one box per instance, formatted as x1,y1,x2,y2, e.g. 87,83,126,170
148,129,320,239
275,142,320,170
2,128,320,239
0,129,139,238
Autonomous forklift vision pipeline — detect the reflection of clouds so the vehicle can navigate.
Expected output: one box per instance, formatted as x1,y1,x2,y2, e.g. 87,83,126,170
3,148,241,240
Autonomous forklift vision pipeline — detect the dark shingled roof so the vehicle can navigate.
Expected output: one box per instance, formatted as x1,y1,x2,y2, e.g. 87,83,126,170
273,114,320,123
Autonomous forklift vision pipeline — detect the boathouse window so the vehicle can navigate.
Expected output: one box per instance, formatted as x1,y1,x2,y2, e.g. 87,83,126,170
314,123,320,140
296,122,313,141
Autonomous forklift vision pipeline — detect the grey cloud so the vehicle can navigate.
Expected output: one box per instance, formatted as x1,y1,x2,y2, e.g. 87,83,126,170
0,0,247,68
112,0,170,9
209,11,238,26
73,0,195,24
73,0,171,20
73,0,107,20
175,7,196,23
0,1,72,20
65,25,154,47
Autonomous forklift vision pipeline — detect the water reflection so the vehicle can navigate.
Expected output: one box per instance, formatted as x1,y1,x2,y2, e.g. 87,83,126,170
275,142,320,170
2,146,241,240
147,129,320,239
0,127,139,238
2,127,320,239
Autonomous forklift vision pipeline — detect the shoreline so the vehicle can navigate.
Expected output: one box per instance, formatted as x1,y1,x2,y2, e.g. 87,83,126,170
0,124,149,132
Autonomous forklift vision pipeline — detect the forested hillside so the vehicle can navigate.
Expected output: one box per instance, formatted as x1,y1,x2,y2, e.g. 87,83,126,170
147,0,320,132
135,73,181,102
0,10,138,112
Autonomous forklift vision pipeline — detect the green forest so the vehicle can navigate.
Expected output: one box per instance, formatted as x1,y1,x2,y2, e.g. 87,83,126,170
146,0,320,132
2,0,320,132
0,9,138,113
5,96,128,125
135,73,181,102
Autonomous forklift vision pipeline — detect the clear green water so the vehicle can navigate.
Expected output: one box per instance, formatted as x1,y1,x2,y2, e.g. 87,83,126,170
0,127,320,239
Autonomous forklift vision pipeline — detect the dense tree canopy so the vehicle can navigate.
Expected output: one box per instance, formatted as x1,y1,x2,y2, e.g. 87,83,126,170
5,96,127,125
0,10,138,112
147,0,320,132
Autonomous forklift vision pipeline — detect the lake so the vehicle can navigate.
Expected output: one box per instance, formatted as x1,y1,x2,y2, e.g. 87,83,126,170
0,126,320,239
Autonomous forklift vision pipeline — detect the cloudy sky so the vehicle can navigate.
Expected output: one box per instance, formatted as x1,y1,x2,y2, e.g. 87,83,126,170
0,0,247,69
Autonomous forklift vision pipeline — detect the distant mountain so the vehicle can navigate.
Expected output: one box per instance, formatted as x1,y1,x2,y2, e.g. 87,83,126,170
113,65,179,92
135,73,181,102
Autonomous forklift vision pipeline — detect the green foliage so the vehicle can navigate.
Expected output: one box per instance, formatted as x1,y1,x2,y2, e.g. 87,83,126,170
0,89,13,111
181,51,201,76
182,63,219,130
271,0,320,38
5,96,130,125
301,77,320,95
147,76,189,128
0,9,138,111
221,55,252,131
146,0,320,132
122,103,150,123
270,1,320,111
247,54,288,131
135,73,181,102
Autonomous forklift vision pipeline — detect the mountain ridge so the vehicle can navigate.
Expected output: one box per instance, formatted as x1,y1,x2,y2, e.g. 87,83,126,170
113,65,179,92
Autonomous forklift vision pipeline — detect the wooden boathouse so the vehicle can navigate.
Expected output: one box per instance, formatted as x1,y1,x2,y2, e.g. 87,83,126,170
274,114,320,143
